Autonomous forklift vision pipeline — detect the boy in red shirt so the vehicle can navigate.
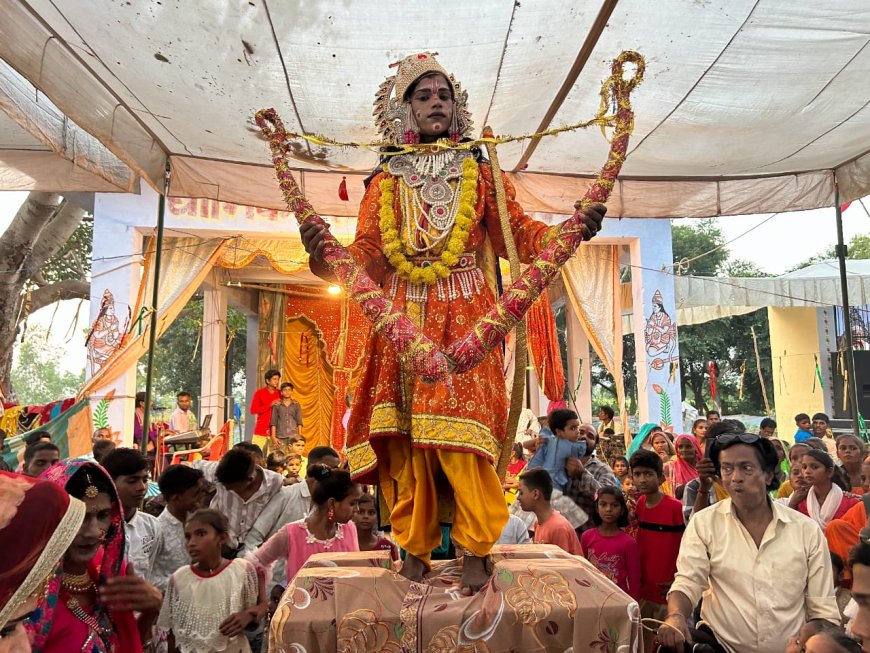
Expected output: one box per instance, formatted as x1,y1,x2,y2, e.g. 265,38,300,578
629,448,685,652
250,369,281,455
517,468,582,555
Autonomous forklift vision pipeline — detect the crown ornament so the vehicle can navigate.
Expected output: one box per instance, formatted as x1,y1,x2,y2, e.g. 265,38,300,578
373,52,473,145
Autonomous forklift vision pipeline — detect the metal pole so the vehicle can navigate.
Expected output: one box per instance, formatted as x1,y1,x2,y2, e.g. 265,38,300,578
141,164,171,454
835,181,861,439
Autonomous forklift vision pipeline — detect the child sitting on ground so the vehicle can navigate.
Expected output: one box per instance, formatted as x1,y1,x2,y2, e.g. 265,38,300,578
580,486,640,599
523,409,586,492
516,468,581,555
353,492,399,560
630,449,684,652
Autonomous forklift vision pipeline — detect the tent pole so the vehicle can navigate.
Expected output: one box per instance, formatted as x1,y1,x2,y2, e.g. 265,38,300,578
142,163,171,454
835,182,861,439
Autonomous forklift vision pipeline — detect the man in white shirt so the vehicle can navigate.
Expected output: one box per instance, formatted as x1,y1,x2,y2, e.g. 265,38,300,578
241,446,341,554
657,433,839,653
496,514,532,545
848,538,870,652
149,464,205,592
193,445,284,552
168,390,197,433
101,448,159,580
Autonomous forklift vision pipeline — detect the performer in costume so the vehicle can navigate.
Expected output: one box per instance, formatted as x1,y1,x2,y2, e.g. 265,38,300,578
301,53,605,593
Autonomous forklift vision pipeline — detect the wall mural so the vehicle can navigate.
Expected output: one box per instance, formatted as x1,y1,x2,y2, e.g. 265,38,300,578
644,289,680,431
85,289,126,375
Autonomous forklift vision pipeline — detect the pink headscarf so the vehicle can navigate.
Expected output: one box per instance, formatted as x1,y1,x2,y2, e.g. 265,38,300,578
671,434,703,487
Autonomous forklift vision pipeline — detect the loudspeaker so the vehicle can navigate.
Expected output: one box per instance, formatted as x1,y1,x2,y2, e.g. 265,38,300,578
831,350,870,420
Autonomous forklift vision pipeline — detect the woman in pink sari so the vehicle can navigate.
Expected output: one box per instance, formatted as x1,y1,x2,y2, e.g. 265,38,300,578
27,459,162,653
0,472,84,653
664,434,703,500
249,465,362,583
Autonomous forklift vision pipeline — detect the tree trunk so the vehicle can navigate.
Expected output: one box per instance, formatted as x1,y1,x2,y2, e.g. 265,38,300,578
0,192,88,399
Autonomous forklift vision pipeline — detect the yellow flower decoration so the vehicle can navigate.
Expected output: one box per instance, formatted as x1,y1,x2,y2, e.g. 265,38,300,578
379,157,478,286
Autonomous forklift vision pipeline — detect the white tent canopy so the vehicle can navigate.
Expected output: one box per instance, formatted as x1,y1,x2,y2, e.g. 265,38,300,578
0,58,136,192
671,259,870,326
0,1,869,217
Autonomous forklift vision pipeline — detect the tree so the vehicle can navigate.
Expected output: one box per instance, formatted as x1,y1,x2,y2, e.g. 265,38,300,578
136,297,247,414
671,222,772,414
0,193,90,398
671,219,729,277
793,233,870,271
11,326,85,405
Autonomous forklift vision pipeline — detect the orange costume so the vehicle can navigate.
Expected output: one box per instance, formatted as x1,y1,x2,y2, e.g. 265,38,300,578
343,53,552,566
826,500,867,569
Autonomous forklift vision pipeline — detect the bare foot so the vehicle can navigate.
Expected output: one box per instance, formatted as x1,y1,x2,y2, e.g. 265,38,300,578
399,553,427,583
460,555,490,596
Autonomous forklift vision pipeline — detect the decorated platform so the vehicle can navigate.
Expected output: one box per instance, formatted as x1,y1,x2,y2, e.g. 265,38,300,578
269,544,639,652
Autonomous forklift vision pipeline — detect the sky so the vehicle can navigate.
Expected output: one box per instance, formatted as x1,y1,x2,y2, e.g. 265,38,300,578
1,190,869,376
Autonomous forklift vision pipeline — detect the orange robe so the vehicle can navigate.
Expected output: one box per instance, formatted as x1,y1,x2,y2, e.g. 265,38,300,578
345,163,550,476
826,500,867,566
344,162,551,561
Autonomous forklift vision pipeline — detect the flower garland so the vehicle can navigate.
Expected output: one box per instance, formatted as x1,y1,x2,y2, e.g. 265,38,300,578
379,156,478,285
254,50,644,384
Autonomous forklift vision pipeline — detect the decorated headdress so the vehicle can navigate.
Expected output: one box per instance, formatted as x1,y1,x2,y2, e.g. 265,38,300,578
373,52,473,145
0,472,85,633
27,459,130,651
652,289,664,305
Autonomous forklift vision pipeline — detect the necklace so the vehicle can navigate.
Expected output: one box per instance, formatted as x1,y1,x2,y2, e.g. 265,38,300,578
66,597,111,639
62,571,94,593
379,155,478,286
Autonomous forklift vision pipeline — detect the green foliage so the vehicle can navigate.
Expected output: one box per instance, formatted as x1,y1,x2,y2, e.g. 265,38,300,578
672,219,729,277
11,326,85,405
792,233,870,271
42,218,93,283
136,297,247,414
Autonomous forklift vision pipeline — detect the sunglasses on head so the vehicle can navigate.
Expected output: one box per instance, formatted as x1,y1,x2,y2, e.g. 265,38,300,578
715,432,760,445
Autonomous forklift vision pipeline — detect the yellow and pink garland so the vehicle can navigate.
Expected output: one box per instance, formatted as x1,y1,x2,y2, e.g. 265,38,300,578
255,50,644,383
378,157,478,286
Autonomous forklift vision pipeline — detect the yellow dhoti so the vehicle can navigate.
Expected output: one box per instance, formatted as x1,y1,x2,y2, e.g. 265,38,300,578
380,438,508,567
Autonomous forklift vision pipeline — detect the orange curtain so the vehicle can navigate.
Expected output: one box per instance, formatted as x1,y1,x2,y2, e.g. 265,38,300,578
284,288,371,452
527,291,566,402
283,319,335,452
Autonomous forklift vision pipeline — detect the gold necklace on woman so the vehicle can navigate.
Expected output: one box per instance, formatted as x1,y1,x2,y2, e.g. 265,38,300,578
62,571,94,593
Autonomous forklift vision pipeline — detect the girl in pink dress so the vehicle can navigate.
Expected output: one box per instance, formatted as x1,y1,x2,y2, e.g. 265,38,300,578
249,466,363,582
580,487,640,599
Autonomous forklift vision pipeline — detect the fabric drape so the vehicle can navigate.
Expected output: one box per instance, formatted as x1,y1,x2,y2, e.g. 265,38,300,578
527,291,566,402
258,289,287,381
562,245,627,443
283,320,336,452
80,237,230,398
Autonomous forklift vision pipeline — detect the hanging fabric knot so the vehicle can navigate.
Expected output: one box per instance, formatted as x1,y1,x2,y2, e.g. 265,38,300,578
338,176,349,202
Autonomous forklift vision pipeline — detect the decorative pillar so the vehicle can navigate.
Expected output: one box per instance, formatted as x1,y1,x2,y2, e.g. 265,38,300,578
629,224,682,431
200,275,227,428
244,314,260,441
565,305,593,424
89,187,159,445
